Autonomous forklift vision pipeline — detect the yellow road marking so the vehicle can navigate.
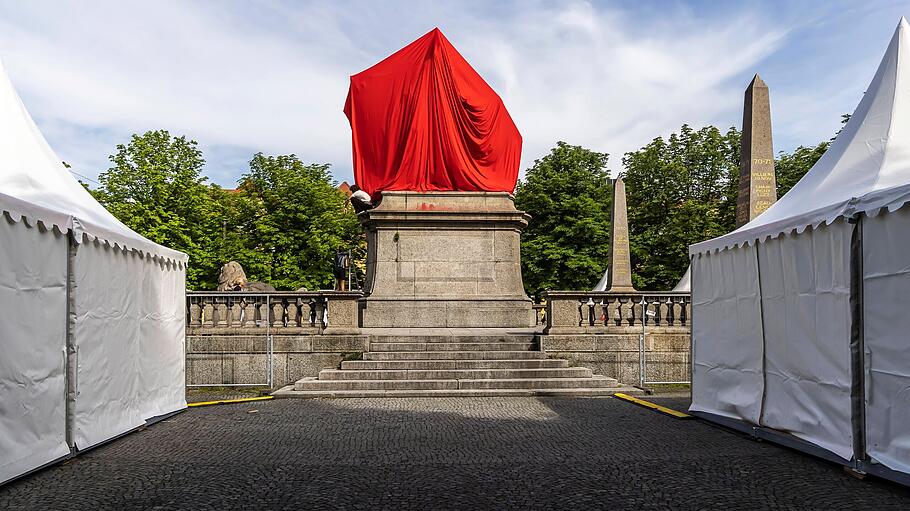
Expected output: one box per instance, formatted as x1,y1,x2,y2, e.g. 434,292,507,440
614,393,692,419
187,396,275,407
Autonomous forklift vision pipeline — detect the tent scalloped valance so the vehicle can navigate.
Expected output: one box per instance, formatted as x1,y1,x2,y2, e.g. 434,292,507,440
1,196,187,268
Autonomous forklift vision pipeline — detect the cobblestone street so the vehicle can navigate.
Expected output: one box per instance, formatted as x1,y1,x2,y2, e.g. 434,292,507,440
2,396,908,510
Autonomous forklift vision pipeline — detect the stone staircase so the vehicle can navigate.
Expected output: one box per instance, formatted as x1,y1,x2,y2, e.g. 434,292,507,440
274,330,641,398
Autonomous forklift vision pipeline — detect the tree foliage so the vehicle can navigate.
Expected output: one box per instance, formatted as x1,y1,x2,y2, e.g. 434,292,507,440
234,154,364,291
776,141,829,198
92,121,837,294
623,125,741,290
92,131,362,290
93,130,221,288
514,142,613,298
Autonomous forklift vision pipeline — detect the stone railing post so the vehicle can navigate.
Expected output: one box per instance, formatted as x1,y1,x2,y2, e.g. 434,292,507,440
322,291,362,335
542,291,584,334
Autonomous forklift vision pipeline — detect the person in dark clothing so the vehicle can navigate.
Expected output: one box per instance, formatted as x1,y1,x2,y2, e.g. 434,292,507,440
349,184,374,213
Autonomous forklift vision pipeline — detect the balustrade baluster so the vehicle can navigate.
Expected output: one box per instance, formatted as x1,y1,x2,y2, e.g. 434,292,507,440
257,302,269,327
272,301,285,327
287,301,300,327
241,300,255,327
583,298,596,326
202,302,214,328
189,301,201,327
229,300,241,327
215,298,228,327
314,299,326,329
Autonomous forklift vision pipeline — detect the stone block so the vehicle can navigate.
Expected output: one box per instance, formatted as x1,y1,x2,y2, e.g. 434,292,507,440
540,336,597,352
324,295,361,335
186,355,223,385
271,353,290,386
311,335,368,352
270,336,313,352
221,354,269,385
287,353,345,382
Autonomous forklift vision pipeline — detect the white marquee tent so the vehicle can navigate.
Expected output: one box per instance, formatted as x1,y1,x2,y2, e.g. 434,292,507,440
689,18,910,483
0,59,188,484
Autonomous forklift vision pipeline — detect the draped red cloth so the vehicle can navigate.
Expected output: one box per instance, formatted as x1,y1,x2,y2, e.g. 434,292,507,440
343,28,522,196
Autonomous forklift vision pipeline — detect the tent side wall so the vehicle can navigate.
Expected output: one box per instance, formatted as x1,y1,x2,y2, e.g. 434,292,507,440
138,255,187,419
756,219,854,461
72,238,186,450
693,212,910,478
863,207,910,475
689,243,764,423
0,216,70,484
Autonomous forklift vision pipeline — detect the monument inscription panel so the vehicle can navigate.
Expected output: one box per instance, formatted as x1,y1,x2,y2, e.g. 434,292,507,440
736,74,777,227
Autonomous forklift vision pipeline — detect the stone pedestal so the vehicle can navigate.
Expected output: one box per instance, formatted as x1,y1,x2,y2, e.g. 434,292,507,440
358,191,535,328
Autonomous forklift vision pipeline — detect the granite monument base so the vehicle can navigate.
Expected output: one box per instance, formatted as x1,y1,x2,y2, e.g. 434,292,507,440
358,191,535,328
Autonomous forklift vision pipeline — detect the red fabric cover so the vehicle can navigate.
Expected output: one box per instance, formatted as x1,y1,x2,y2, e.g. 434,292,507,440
344,28,522,196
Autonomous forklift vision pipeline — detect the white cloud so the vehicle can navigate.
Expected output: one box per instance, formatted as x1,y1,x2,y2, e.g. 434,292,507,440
0,0,902,186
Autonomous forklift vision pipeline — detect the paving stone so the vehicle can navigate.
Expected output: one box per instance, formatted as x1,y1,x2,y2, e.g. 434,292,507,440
1,397,908,510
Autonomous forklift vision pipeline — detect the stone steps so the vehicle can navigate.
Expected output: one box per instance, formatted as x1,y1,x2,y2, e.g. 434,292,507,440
293,375,619,392
369,342,536,352
363,350,547,361
369,335,536,344
273,387,644,399
341,359,569,370
318,367,593,381
276,330,633,399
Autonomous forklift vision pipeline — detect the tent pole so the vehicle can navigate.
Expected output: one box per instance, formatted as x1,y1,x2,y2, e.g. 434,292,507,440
64,232,77,451
688,255,695,399
754,244,769,427
848,215,867,467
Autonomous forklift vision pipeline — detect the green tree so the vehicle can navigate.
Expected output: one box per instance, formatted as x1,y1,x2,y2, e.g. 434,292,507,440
92,130,221,288
776,141,829,197
235,153,363,290
623,125,741,290
514,142,613,297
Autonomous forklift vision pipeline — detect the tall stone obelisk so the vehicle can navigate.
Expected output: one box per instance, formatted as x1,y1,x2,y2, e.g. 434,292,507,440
606,177,635,292
736,74,777,228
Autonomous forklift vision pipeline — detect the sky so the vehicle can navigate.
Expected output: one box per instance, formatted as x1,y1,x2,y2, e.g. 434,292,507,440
0,0,906,188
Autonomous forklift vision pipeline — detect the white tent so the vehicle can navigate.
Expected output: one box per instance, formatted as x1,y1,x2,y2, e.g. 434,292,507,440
591,269,609,291
671,266,690,293
0,59,188,484
689,18,910,482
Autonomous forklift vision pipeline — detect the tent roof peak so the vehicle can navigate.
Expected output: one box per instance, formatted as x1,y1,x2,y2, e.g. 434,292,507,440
691,17,910,255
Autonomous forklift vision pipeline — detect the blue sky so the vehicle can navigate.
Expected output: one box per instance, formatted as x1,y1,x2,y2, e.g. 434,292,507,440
0,1,905,188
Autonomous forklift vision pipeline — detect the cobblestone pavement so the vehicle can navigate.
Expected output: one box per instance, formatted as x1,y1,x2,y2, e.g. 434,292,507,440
2,397,909,510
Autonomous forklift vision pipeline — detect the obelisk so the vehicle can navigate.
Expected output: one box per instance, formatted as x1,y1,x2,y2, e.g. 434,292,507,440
736,74,777,228
606,177,635,292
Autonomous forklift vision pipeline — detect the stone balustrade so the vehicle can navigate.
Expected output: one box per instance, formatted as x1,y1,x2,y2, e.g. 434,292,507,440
186,291,362,335
185,291,365,387
540,290,691,385
542,291,690,334
183,289,691,388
